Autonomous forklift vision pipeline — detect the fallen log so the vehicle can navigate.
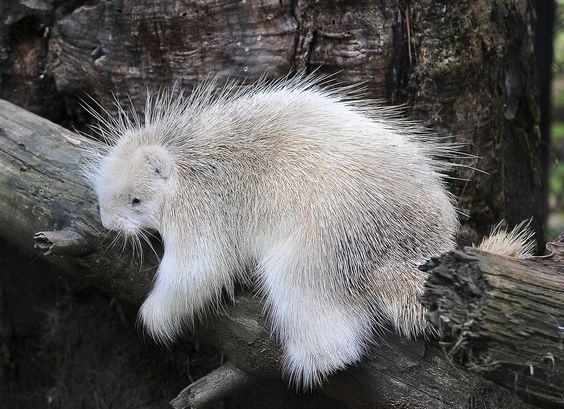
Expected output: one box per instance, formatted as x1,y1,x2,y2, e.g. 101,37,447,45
421,237,564,409
0,98,535,408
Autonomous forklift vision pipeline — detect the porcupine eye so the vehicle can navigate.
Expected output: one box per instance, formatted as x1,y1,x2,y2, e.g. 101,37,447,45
131,198,141,206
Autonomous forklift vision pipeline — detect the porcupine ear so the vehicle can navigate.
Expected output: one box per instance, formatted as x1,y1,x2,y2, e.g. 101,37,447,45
142,146,173,180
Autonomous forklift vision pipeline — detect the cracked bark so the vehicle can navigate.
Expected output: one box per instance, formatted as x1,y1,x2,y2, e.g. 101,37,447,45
292,0,316,71
421,235,564,409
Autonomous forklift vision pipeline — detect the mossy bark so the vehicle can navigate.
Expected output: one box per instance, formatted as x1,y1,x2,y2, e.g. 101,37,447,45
406,1,544,248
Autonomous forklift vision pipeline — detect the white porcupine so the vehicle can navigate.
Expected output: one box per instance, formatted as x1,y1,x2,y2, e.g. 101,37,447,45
82,75,534,388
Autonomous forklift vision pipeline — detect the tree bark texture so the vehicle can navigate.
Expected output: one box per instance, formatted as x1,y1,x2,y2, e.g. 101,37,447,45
422,236,564,409
0,0,545,248
0,98,537,409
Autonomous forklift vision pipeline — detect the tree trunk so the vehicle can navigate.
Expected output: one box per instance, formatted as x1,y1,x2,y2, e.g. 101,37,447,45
533,0,555,232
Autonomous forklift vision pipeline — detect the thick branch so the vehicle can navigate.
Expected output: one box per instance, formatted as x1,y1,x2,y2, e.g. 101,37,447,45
170,362,251,409
0,99,534,408
421,236,564,409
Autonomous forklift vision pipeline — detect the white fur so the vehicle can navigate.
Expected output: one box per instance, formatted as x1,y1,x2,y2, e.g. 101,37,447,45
477,220,535,257
81,74,528,388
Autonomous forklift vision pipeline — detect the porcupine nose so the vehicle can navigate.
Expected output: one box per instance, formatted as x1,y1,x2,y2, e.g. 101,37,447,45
99,208,117,231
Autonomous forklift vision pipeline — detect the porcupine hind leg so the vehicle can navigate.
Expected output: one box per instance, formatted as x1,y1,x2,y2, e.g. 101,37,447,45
257,237,374,389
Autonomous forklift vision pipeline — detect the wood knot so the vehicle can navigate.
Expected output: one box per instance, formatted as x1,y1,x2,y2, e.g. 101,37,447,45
33,228,93,257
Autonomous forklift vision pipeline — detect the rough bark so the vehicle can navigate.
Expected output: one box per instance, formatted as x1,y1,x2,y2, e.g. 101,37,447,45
0,97,535,409
406,1,544,248
0,0,545,247
421,235,564,409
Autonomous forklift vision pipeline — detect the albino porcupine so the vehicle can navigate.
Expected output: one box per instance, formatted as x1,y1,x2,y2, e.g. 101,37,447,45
81,74,534,388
